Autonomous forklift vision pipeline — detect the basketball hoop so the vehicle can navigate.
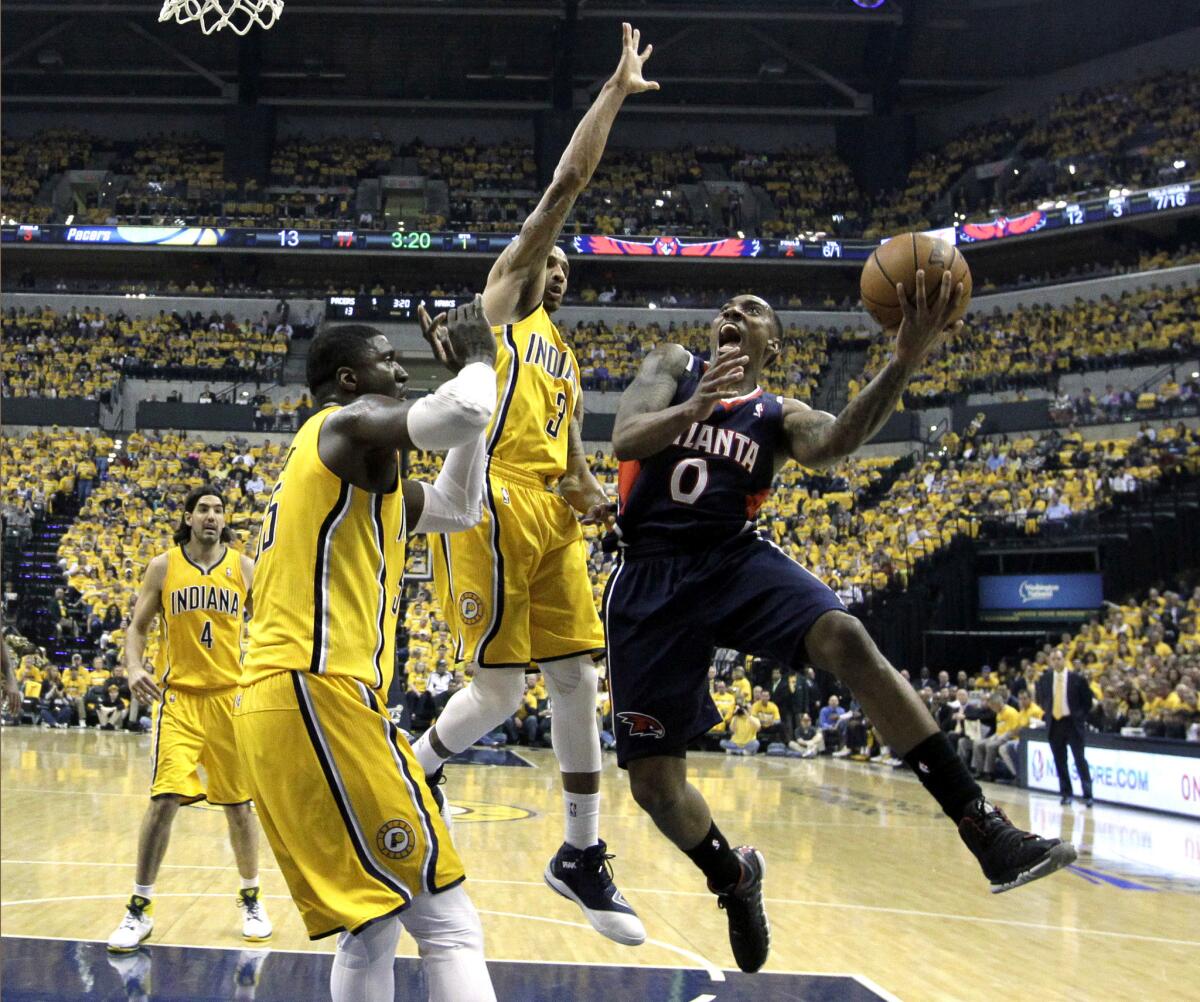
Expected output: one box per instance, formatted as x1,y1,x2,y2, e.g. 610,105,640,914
158,0,283,35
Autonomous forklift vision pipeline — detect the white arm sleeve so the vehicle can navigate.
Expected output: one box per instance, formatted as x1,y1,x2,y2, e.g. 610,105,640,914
412,431,486,534
406,362,496,451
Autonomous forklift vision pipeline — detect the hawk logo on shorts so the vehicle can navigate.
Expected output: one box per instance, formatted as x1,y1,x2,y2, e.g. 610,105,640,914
617,711,666,739
459,591,485,626
376,818,417,860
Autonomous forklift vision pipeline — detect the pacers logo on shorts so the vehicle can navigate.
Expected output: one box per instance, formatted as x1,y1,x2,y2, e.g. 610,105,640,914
376,818,417,860
459,591,485,626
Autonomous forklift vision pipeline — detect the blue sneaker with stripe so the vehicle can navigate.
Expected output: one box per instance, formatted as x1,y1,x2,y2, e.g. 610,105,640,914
544,840,645,946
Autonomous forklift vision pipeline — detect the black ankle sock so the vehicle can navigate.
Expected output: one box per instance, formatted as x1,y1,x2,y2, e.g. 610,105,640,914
683,821,742,890
903,732,982,823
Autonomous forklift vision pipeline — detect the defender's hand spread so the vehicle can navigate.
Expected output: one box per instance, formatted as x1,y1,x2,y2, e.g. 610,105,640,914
609,22,660,96
417,303,456,373
444,295,497,371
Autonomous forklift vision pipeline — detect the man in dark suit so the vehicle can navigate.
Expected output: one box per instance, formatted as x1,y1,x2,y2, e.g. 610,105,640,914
1035,651,1094,806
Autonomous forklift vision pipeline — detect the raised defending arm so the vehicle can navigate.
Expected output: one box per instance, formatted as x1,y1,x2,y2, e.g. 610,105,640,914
482,23,658,325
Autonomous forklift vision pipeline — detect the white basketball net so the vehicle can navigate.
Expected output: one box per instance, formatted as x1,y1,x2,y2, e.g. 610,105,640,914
159,0,283,35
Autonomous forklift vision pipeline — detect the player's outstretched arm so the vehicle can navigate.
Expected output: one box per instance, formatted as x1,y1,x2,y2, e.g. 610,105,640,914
612,344,748,460
125,554,167,705
327,296,497,455
782,270,965,469
482,22,658,326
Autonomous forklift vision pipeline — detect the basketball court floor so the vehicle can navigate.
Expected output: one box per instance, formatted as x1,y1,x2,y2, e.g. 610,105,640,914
2,728,1196,1001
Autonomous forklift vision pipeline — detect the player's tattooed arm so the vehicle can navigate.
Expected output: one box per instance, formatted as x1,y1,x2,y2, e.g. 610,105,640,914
613,343,747,460
781,361,910,469
558,397,611,523
783,273,964,469
125,554,168,705
483,23,658,325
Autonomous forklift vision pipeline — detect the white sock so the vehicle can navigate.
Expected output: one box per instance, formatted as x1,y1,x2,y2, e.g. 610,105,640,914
133,883,154,900
563,791,600,850
240,874,259,891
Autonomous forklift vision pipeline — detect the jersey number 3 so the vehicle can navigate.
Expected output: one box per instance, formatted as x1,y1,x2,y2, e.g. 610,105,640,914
546,392,567,438
670,457,709,505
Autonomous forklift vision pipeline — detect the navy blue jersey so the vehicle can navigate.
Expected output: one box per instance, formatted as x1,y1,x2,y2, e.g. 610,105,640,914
616,352,785,550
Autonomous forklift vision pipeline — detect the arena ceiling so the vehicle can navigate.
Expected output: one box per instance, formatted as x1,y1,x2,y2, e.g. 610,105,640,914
3,0,1199,118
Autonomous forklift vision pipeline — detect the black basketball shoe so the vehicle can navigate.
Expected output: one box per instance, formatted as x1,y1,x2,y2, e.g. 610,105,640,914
958,797,1077,893
545,840,646,945
710,846,770,973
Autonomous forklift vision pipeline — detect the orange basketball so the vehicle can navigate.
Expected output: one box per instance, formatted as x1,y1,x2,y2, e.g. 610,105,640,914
860,232,972,329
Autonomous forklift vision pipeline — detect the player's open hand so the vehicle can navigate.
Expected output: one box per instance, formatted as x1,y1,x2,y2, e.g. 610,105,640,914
417,303,457,373
685,352,749,423
609,23,659,96
129,662,161,705
444,294,497,371
890,270,965,370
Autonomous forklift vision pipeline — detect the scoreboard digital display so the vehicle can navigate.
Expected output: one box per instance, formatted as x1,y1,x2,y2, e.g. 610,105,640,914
325,295,469,321
4,180,1195,258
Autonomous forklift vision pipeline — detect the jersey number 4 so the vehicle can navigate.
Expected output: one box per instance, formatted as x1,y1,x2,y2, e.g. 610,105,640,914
199,620,213,649
670,457,709,505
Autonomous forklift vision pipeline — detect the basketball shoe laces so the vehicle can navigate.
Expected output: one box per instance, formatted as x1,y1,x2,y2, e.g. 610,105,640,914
238,888,265,922
959,799,1044,874
117,895,150,930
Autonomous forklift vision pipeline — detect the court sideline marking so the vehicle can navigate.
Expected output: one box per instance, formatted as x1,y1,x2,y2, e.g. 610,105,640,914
2,871,1197,949
0,930,903,1001
0,893,722,979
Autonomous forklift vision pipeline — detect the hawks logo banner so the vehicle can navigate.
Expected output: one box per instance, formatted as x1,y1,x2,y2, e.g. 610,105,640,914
617,711,666,738
572,234,762,258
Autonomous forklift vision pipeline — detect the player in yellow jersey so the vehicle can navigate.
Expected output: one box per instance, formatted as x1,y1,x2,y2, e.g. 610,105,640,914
411,22,657,946
236,300,498,1002
108,486,272,953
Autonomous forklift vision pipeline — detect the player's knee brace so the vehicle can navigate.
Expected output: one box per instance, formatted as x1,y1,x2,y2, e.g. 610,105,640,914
540,656,601,774
331,916,402,1002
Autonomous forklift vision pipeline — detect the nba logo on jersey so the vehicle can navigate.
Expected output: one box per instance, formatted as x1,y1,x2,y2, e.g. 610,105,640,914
754,401,764,417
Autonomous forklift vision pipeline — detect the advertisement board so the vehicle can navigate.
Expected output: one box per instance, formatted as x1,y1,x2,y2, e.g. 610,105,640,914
1023,736,1200,818
978,572,1103,620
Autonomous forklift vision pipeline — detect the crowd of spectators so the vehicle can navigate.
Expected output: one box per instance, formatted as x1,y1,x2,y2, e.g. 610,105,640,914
999,66,1200,216
854,281,1200,407
1,428,286,680
1049,373,1200,427
2,306,291,399
3,64,1191,240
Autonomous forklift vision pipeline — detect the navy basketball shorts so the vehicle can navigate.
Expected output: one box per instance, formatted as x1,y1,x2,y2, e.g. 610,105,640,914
603,532,846,767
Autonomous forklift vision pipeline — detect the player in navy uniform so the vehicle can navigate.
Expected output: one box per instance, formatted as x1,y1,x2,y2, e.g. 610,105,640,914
607,278,1077,973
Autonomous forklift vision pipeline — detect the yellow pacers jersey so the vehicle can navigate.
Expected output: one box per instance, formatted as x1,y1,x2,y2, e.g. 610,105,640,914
487,304,581,480
241,407,406,691
156,544,247,692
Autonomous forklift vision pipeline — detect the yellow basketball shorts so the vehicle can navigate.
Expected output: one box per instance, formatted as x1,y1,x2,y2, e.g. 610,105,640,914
150,685,249,805
432,461,605,668
233,671,464,939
